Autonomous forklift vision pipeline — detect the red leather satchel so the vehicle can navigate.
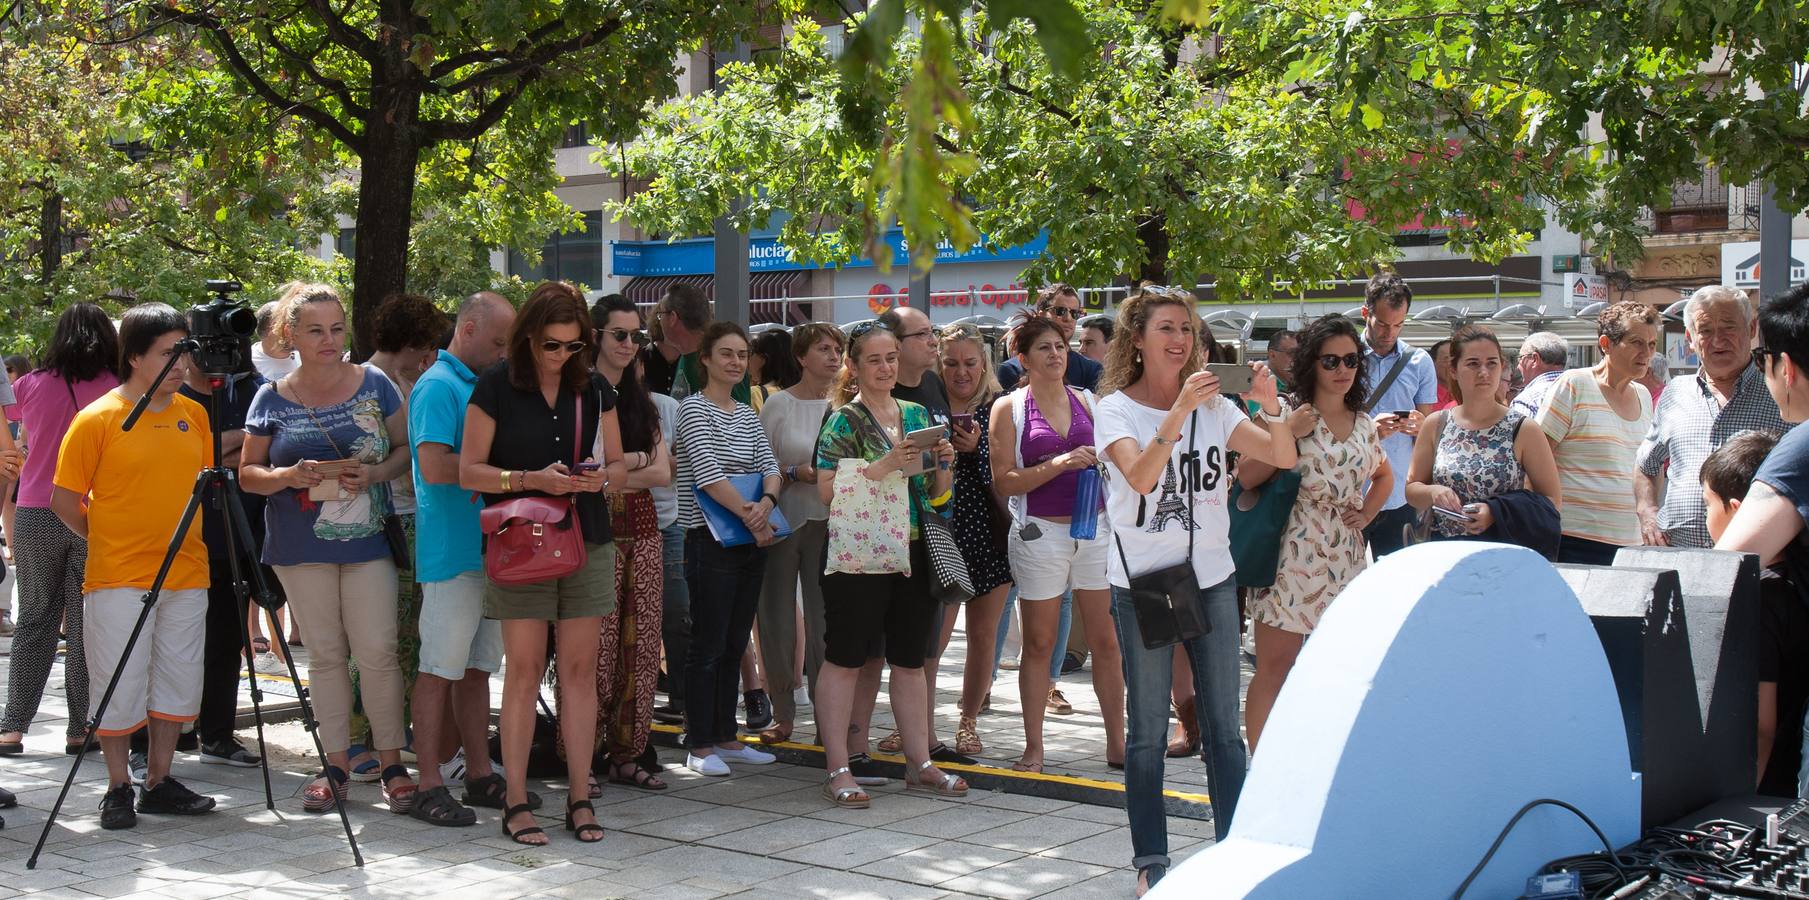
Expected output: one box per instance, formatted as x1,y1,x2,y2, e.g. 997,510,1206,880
480,394,587,586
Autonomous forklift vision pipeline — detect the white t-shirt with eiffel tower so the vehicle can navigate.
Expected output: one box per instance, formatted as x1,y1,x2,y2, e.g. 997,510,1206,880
1095,391,1247,591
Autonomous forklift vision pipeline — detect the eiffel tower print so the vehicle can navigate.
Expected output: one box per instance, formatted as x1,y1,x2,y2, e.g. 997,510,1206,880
1145,459,1194,533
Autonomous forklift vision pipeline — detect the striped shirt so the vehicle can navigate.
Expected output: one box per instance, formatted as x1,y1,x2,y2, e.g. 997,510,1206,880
1536,368,1653,546
674,392,781,531
1636,364,1789,547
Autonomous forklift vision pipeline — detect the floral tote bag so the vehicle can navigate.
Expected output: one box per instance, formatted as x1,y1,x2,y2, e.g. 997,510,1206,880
824,457,911,576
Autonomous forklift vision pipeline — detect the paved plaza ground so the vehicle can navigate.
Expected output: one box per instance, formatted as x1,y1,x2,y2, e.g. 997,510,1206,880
0,566,1240,899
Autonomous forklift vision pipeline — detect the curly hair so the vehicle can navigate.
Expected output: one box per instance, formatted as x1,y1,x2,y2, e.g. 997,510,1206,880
1098,285,1204,396
1597,300,1660,345
373,292,451,354
1288,314,1369,412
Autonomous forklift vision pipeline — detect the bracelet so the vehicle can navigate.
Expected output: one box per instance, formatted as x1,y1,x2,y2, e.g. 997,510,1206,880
500,469,511,492
1153,434,1177,446
929,489,954,508
760,491,780,508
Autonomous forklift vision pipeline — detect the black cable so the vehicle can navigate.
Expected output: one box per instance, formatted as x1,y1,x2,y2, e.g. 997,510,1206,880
1454,799,1624,900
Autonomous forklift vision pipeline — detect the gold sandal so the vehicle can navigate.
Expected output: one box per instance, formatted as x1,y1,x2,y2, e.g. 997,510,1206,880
904,760,968,798
876,730,903,753
954,716,982,755
821,767,870,809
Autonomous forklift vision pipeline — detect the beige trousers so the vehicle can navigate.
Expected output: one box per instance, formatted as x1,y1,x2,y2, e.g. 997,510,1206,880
274,558,404,754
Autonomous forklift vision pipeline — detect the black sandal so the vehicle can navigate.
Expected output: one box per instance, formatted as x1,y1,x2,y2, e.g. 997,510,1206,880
564,799,605,843
1137,863,1168,897
500,802,545,845
464,772,540,810
408,785,475,827
608,759,667,791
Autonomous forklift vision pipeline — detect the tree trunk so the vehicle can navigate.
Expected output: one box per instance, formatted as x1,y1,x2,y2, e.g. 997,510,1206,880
1136,214,1170,286
349,73,423,361
39,186,62,287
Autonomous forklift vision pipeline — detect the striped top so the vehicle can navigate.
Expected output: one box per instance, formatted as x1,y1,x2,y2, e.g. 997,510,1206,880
674,392,781,531
1536,368,1653,545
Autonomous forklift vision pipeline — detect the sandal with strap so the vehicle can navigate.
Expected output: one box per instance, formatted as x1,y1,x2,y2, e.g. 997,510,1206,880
608,759,667,791
408,784,476,827
464,772,540,811
1137,862,1168,897
302,765,349,813
904,759,968,799
820,767,870,809
501,802,546,846
564,798,605,843
876,730,903,753
380,764,418,815
756,722,792,745
954,716,983,755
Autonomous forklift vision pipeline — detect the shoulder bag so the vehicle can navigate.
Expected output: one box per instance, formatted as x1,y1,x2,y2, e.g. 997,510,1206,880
1115,411,1208,650
1228,400,1300,588
824,403,912,576
480,390,588,586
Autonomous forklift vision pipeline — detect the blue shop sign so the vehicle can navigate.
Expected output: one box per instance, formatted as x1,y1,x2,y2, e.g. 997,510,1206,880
611,229,1047,277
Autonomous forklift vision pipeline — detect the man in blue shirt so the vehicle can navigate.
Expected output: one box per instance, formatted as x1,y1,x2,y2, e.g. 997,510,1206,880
1358,273,1440,557
997,284,1103,392
407,291,515,825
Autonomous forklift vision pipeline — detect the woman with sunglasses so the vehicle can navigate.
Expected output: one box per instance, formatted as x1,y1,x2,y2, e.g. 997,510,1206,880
458,282,624,845
572,294,672,792
1236,314,1392,754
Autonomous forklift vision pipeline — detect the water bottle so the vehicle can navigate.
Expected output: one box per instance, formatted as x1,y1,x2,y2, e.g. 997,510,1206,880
1070,465,1102,540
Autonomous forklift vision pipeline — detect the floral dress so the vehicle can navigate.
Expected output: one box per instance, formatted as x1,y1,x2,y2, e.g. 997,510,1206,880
1429,410,1526,538
1250,408,1384,635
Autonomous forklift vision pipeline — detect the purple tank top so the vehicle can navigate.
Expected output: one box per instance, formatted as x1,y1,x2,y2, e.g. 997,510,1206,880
1022,388,1095,518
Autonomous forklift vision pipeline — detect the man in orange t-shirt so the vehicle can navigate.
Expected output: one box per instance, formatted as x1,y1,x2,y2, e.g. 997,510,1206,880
53,303,215,830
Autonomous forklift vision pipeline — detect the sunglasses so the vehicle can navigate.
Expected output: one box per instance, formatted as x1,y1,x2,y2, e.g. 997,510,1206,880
1044,307,1079,320
540,340,588,354
1318,353,1362,371
848,321,892,339
1753,346,1784,370
599,328,649,347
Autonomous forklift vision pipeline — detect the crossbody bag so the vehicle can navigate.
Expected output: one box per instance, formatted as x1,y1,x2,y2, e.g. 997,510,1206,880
1114,411,1207,650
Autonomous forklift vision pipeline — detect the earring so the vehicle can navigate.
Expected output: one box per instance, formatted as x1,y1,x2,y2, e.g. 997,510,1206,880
1134,350,1142,364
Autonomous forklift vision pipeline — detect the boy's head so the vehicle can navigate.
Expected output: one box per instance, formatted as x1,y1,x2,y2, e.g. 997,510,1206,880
1700,430,1785,542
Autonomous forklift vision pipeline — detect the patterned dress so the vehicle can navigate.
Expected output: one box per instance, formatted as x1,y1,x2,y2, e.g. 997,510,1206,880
951,394,1012,594
1429,410,1526,538
1250,409,1384,635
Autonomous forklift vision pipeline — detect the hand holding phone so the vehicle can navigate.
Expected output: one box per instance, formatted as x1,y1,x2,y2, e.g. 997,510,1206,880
574,461,602,473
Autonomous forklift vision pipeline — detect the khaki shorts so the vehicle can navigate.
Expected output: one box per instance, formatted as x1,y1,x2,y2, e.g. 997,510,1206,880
484,543,617,621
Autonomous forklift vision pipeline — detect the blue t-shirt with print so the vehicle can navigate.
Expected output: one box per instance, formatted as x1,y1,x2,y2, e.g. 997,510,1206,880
246,366,402,566
410,351,483,582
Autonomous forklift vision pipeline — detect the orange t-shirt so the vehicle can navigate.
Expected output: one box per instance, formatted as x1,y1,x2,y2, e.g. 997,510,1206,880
53,390,212,593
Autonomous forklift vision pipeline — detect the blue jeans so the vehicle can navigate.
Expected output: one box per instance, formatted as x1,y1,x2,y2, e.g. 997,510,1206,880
661,524,691,712
992,586,1073,682
1112,576,1246,866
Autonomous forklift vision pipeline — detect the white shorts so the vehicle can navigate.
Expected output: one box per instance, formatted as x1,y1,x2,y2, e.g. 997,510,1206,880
418,572,503,680
83,587,207,736
1007,515,1111,600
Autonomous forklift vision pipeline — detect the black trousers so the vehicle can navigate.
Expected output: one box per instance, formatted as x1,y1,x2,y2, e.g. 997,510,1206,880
681,527,767,748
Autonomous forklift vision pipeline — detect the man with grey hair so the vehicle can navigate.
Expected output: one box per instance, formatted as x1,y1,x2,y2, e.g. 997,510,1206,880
1510,332,1569,418
1635,285,1787,547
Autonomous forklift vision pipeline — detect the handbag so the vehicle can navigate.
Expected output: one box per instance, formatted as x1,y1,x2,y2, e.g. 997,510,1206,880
911,480,974,604
1116,411,1208,650
1228,468,1301,588
481,390,588,586
825,457,912,576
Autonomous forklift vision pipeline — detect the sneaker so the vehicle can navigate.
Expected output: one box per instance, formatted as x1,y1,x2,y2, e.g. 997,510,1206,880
715,744,775,766
99,783,136,830
439,748,468,784
128,751,148,784
685,753,730,777
846,752,890,786
744,689,773,731
0,611,13,637
137,776,216,816
1047,688,1074,716
199,739,261,767
794,686,811,709
175,731,198,753
253,652,288,676
1061,651,1085,675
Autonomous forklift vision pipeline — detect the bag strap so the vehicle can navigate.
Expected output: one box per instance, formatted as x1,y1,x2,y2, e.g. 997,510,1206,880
1363,345,1413,413
1118,409,1196,577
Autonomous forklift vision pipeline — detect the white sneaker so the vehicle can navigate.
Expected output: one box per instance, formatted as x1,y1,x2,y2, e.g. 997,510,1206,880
252,652,288,676
686,753,731,776
439,748,467,783
794,686,811,709
715,744,776,766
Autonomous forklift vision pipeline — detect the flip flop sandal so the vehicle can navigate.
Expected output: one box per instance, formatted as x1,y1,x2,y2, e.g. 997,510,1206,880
463,772,540,811
302,765,349,813
904,760,968,799
1011,758,1043,774
608,760,667,791
821,767,869,809
501,803,546,846
380,764,418,815
564,799,605,843
408,785,475,827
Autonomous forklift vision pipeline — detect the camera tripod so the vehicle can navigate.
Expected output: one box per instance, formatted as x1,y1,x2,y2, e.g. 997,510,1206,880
28,345,363,868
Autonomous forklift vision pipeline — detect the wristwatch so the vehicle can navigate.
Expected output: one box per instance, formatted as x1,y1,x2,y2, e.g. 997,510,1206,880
1258,410,1285,424
761,491,780,508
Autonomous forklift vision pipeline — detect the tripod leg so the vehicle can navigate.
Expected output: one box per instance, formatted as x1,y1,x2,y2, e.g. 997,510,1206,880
218,493,273,810
29,474,208,869
225,473,363,867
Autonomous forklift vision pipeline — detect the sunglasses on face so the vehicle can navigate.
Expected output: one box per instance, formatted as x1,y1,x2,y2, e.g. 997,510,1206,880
1318,353,1361,371
599,328,649,347
540,340,587,354
1045,307,1079,320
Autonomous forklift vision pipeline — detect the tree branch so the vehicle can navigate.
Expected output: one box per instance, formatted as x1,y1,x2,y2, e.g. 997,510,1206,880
428,15,625,96
428,17,570,80
302,0,377,58
419,80,528,144
258,23,369,118
995,62,1080,126
158,6,365,153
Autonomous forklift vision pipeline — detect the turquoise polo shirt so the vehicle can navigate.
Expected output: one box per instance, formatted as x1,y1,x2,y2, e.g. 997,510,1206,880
410,350,482,582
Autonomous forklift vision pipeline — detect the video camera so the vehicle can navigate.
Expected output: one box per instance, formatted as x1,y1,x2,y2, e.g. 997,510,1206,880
187,279,258,375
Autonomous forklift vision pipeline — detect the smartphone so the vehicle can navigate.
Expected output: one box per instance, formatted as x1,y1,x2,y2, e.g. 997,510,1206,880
1204,363,1254,395
574,461,602,473
1394,410,1412,419
1432,505,1474,524
950,413,976,432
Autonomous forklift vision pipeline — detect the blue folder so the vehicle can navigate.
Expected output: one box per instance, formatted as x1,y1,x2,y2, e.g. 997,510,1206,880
695,472,793,547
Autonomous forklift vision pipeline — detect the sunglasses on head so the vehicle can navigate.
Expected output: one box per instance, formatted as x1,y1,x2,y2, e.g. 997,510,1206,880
848,321,891,339
1318,353,1361,371
540,339,587,354
599,328,649,347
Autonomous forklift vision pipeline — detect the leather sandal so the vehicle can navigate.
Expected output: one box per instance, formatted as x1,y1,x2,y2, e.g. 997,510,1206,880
501,802,546,845
564,798,605,843
821,767,870,809
607,759,667,791
302,765,349,813
876,730,903,753
1167,700,1200,758
757,722,792,745
954,716,982,755
380,764,418,815
904,759,968,798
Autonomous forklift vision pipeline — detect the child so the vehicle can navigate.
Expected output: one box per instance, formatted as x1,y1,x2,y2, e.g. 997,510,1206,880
1701,429,1804,797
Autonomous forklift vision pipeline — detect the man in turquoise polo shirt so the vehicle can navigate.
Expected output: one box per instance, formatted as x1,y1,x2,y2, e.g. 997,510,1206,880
407,291,516,825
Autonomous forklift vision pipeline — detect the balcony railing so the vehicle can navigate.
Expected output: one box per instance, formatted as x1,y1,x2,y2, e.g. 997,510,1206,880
1639,170,1761,234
